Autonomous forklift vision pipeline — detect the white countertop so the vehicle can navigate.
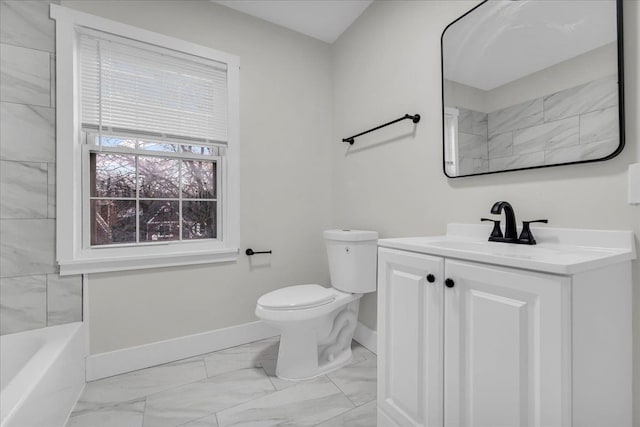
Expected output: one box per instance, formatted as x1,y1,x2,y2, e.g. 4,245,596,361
378,223,636,275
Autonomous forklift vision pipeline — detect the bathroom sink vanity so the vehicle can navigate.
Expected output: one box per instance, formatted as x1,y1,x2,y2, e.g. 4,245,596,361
377,224,636,427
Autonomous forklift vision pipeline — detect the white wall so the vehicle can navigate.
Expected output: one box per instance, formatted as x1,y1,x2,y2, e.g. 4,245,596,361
331,0,639,419
61,0,333,354
485,42,618,112
444,42,618,113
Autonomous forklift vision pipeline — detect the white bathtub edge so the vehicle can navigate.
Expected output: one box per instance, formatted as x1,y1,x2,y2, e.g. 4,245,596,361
1,322,86,427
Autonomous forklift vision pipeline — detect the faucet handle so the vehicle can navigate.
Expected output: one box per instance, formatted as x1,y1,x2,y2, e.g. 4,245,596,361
481,218,503,239
519,219,548,245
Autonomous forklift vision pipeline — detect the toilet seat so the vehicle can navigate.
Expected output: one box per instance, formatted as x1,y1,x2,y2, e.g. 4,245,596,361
257,284,336,310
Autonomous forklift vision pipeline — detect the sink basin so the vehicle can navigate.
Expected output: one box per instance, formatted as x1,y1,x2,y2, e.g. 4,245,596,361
378,223,636,275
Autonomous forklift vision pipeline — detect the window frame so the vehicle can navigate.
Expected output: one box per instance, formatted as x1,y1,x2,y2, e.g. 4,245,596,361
51,5,240,275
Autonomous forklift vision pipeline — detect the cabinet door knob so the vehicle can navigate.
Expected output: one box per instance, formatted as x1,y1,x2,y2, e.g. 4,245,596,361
426,274,435,283
445,278,455,288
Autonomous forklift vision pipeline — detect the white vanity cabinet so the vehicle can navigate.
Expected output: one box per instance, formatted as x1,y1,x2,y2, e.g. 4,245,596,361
377,224,635,427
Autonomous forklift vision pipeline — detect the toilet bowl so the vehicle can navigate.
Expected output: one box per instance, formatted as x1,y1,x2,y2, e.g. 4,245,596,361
255,230,378,380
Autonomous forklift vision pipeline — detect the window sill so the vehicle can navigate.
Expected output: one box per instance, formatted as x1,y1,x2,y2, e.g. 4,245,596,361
58,247,238,276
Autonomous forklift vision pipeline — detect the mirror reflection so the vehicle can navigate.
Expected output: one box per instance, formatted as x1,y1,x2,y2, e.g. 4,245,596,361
442,0,622,177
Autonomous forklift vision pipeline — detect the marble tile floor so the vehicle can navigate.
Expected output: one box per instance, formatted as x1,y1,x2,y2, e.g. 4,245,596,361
66,338,377,427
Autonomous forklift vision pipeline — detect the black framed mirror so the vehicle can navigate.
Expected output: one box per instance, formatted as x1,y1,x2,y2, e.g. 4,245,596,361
441,0,624,178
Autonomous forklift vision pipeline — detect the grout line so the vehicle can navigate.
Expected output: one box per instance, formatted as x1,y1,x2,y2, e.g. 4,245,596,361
0,40,55,55
0,99,55,110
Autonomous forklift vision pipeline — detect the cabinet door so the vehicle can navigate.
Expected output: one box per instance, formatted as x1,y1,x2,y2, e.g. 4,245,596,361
377,248,444,427
443,260,571,427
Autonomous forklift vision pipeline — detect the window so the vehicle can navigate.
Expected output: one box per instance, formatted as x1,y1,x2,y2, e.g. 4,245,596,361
52,6,240,274
86,136,220,246
444,107,459,176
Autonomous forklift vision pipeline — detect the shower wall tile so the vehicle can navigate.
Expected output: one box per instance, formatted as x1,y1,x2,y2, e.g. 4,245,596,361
458,132,488,160
48,162,56,218
50,53,55,107
488,98,543,138
0,1,56,53
580,105,619,145
458,108,487,136
0,160,48,218
488,132,513,159
47,274,82,326
543,75,618,122
0,43,50,107
512,116,579,155
0,102,55,162
0,275,46,334
0,219,56,277
488,151,544,172
544,138,619,165
458,157,488,176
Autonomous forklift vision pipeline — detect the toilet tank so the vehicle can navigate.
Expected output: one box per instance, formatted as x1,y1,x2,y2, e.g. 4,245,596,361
324,229,378,294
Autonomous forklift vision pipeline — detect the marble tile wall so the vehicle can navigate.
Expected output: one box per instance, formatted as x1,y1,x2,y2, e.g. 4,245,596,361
451,74,620,176
0,0,82,335
457,107,489,175
486,74,619,173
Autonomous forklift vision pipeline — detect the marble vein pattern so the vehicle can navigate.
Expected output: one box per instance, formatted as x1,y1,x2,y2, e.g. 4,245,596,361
181,414,219,427
47,273,82,326
544,138,619,165
0,43,50,107
0,160,48,218
0,102,55,162
0,274,46,334
579,105,619,145
458,132,488,160
458,108,487,136
0,218,56,277
203,337,279,378
66,399,146,427
73,357,208,413
66,339,377,427
488,98,543,138
215,376,354,427
316,400,377,427
327,358,377,406
143,368,274,427
488,132,513,159
512,116,579,155
543,74,618,122
0,1,57,53
488,151,545,173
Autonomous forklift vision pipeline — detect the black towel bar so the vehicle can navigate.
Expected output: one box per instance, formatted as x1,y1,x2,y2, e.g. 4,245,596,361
342,113,420,145
246,248,272,256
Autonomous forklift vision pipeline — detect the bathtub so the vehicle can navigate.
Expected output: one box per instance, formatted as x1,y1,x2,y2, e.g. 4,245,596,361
1,323,86,427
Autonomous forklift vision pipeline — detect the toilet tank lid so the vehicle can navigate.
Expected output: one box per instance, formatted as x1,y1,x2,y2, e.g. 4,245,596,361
257,284,336,310
324,229,378,242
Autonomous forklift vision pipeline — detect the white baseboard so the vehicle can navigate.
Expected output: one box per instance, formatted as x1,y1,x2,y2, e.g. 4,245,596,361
353,321,377,354
86,321,279,381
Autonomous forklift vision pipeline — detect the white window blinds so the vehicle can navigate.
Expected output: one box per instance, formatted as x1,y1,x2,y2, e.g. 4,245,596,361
78,28,228,144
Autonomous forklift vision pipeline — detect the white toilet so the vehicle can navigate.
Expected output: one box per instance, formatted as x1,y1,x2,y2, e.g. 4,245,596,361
255,229,378,381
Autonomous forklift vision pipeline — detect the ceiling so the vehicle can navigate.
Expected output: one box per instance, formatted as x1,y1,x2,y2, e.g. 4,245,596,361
213,0,373,44
443,0,617,91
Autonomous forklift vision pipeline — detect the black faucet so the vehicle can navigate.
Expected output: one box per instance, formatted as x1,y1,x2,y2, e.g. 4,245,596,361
490,201,518,241
483,201,548,245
